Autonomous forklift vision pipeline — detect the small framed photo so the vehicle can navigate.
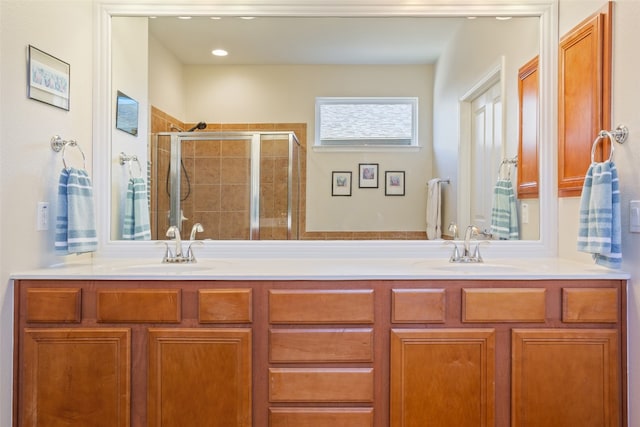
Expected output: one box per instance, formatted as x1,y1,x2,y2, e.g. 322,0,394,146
385,171,405,196
359,163,379,188
332,171,352,196
27,45,70,111
115,91,139,136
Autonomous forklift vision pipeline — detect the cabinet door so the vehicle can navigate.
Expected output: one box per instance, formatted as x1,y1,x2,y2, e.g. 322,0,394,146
21,328,131,427
512,329,619,427
148,328,252,427
517,56,539,199
390,329,495,427
558,4,612,196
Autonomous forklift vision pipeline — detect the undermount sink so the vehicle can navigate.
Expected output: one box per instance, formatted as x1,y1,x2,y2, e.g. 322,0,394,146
107,260,228,274
412,260,530,274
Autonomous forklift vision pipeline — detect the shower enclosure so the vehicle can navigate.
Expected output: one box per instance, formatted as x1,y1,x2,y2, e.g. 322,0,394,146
151,131,301,240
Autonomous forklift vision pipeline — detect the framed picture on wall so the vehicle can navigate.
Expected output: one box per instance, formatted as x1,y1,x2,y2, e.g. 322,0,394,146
115,91,139,136
385,171,405,196
359,163,379,188
27,45,70,111
332,171,352,196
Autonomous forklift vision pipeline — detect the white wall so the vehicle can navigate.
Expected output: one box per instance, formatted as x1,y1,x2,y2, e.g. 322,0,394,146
149,33,186,121
433,17,539,234
110,17,149,239
0,1,94,423
182,63,434,232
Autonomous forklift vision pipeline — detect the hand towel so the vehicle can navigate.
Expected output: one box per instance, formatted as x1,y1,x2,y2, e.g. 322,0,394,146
490,178,519,240
577,161,621,269
55,167,98,255
426,178,441,239
122,177,151,240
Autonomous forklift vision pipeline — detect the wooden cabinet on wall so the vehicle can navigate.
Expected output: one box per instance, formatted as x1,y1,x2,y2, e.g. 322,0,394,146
558,3,612,196
14,278,626,427
517,56,539,199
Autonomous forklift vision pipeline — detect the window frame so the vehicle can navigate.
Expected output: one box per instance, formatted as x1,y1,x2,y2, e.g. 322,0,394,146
314,97,419,148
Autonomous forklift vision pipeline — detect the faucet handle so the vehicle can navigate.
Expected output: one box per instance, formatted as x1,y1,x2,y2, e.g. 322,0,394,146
157,241,173,262
472,240,490,263
445,240,461,262
186,241,204,262
189,223,204,241
448,222,459,239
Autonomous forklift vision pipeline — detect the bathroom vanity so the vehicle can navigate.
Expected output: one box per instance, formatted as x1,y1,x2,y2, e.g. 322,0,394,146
12,259,627,427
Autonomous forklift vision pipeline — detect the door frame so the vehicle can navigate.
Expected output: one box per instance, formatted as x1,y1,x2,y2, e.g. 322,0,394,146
458,57,506,231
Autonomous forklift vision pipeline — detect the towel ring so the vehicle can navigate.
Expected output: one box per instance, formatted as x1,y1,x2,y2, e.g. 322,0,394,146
51,135,86,169
590,125,629,163
60,140,86,170
119,152,143,179
591,130,615,163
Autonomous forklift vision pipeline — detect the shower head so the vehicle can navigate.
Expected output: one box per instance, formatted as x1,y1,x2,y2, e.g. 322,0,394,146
187,121,207,132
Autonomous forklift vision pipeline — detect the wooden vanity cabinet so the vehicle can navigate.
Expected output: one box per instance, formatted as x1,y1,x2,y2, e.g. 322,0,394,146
13,278,626,427
13,281,253,427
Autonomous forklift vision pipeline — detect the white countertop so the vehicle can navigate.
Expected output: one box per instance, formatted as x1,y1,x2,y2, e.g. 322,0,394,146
10,257,630,281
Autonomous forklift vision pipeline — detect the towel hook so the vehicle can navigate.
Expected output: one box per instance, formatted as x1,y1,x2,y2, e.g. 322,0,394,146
51,135,86,169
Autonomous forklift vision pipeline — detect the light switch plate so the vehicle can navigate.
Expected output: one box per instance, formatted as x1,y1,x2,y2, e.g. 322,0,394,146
521,203,529,224
630,200,640,233
36,202,49,231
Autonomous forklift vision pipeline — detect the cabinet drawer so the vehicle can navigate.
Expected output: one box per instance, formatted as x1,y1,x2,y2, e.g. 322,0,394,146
97,289,181,323
463,288,546,322
26,288,81,323
270,328,373,362
269,290,374,324
199,289,252,323
269,408,374,427
392,289,445,323
269,368,374,402
563,288,618,323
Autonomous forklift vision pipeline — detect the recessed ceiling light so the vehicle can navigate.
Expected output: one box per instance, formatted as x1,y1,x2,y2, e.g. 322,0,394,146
212,49,228,57
467,16,477,20
210,16,222,20
496,16,512,21
240,16,255,20
177,16,192,20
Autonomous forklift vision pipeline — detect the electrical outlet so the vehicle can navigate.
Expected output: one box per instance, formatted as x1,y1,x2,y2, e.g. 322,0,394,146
37,202,49,231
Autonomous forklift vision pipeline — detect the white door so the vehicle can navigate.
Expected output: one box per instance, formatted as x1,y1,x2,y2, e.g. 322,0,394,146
470,82,502,234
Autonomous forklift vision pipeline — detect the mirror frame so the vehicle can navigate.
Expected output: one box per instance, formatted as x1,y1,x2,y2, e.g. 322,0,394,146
94,0,558,260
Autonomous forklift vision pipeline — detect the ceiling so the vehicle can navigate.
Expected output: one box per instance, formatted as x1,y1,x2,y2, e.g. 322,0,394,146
148,16,469,65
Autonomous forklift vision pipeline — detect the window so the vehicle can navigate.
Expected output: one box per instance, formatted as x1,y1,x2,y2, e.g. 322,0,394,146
315,97,418,147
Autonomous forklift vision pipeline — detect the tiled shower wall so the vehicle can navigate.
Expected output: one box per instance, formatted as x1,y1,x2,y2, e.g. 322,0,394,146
150,106,305,240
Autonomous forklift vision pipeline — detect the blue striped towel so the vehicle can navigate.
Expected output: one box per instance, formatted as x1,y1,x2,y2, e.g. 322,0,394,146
122,177,151,240
490,178,519,240
577,161,622,269
54,168,98,255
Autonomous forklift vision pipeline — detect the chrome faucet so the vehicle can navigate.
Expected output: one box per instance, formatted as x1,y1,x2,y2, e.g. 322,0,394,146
463,225,480,258
162,224,205,263
447,224,487,263
166,226,183,258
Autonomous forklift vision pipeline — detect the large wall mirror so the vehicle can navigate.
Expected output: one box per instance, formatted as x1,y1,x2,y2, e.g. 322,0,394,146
94,1,558,259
